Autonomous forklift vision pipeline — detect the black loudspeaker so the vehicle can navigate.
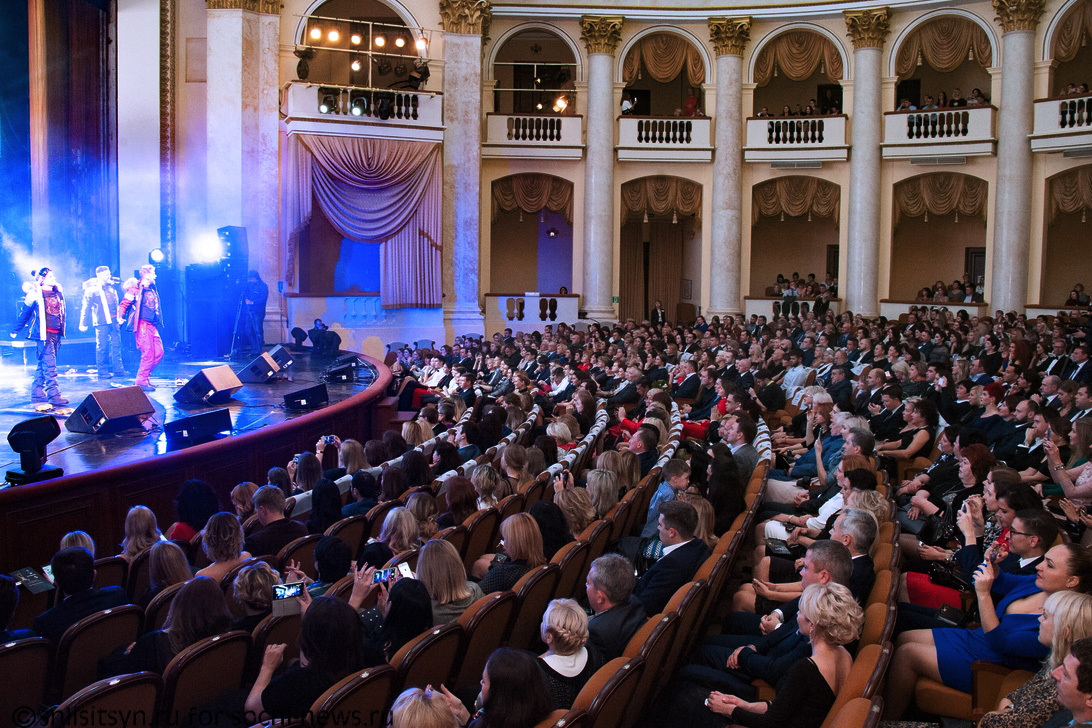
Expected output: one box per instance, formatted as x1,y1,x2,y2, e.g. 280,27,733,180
164,408,233,444
65,386,156,435
185,263,235,358
174,365,244,405
237,352,279,383
268,344,294,372
284,383,328,410
322,362,355,383
218,226,249,287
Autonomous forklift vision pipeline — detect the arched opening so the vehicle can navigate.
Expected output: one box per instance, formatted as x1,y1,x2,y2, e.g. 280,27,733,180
892,15,993,109
489,174,574,294
620,33,706,117
492,29,577,115
1050,0,1092,96
752,30,844,117
619,177,702,322
750,177,840,298
1042,165,1092,305
889,173,988,302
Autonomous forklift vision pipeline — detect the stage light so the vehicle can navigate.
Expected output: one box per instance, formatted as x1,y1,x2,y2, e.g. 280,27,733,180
415,38,427,52
350,33,362,45
376,92,394,120
374,35,385,48
327,29,340,42
376,59,392,75
319,95,334,113
349,92,367,116
192,233,223,262
7,415,63,485
149,248,166,265
395,36,405,48
553,96,568,112
351,58,362,72
536,103,543,110
407,61,430,89
317,87,340,114
309,26,322,40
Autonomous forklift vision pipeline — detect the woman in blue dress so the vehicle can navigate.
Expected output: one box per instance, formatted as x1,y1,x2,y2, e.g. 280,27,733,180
883,543,1092,720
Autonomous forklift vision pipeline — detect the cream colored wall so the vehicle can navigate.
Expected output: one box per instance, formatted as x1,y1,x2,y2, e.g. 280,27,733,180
1043,212,1092,305
889,214,988,300
750,216,837,294
174,1,208,269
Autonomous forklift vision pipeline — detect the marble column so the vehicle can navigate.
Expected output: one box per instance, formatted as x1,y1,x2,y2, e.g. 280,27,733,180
843,9,889,317
580,16,624,322
708,19,751,318
440,0,490,337
991,0,1044,313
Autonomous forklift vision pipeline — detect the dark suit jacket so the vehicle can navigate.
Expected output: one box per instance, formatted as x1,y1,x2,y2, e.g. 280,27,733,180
588,595,648,660
32,587,130,645
606,383,639,408
672,374,701,400
244,517,309,557
1069,360,1092,384
635,538,710,616
849,554,876,604
827,379,853,411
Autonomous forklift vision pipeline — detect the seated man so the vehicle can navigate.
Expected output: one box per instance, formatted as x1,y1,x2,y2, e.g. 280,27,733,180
32,547,130,644
586,554,649,661
0,575,33,642
1043,636,1092,728
633,501,711,616
243,485,309,557
627,427,659,478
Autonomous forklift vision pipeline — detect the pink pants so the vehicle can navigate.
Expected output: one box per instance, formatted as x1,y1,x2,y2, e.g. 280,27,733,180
135,320,164,385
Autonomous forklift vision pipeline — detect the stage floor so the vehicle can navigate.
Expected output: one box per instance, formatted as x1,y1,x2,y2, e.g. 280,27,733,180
0,346,377,484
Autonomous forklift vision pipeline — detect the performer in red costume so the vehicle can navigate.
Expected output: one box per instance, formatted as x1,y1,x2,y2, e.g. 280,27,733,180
119,265,164,392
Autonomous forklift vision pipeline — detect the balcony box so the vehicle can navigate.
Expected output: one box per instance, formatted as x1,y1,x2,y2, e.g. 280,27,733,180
744,115,848,163
482,114,584,160
881,106,996,159
282,82,443,142
617,116,712,162
1030,95,1092,153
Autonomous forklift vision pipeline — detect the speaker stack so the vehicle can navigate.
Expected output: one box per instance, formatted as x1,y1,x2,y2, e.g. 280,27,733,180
236,344,295,383
65,386,156,435
174,365,244,405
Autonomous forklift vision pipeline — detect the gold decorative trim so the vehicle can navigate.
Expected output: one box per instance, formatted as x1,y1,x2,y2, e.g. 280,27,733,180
160,0,176,261
580,16,624,54
709,18,751,56
993,0,1045,33
845,8,890,50
206,0,280,13
439,0,492,35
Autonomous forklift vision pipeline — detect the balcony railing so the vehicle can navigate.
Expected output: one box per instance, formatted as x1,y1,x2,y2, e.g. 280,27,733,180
617,116,712,162
744,115,848,162
882,106,996,158
281,82,443,142
482,114,583,160
1030,94,1092,153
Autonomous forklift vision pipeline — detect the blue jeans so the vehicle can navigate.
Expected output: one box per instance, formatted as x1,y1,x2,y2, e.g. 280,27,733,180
95,323,124,374
34,332,62,399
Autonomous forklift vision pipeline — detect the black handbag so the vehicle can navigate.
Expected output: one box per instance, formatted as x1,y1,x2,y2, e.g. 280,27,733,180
928,561,970,591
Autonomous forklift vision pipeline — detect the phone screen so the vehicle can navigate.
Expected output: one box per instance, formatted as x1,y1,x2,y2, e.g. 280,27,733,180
41,565,54,584
273,582,303,600
372,569,393,584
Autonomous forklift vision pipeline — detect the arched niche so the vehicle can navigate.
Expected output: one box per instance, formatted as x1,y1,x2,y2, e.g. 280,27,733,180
749,177,840,296
748,27,847,117
1044,0,1092,96
1042,165,1092,305
618,29,710,117
489,174,575,295
888,13,995,109
490,27,579,115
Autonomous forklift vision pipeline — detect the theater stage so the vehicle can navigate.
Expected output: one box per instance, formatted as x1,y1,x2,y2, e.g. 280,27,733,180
0,346,378,484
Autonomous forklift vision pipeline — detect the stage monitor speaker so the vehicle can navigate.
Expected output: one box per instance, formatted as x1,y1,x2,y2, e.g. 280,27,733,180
65,386,156,435
284,383,328,410
174,365,244,405
268,344,294,372
322,362,355,383
164,408,233,444
237,352,279,383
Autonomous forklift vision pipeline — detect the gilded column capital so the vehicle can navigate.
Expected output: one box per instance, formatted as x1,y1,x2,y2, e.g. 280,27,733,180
439,0,491,35
844,8,890,50
580,16,624,55
709,18,751,56
205,0,279,13
993,0,1045,33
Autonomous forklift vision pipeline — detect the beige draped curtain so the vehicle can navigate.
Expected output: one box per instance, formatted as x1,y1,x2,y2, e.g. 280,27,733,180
892,173,988,229
622,34,705,87
895,17,992,79
282,134,312,288
753,31,843,86
620,176,702,225
491,174,574,225
1054,0,1092,62
751,177,840,226
1049,165,1092,224
618,220,684,323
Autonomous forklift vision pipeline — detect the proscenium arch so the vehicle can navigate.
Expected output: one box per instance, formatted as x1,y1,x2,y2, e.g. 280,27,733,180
886,9,1000,78
294,0,425,47
1042,0,1088,61
487,23,585,84
747,23,851,84
616,26,713,86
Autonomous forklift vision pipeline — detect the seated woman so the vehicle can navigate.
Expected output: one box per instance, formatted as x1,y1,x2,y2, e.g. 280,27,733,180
246,596,365,720
472,465,512,511
118,505,165,563
318,437,366,480
102,576,231,677
498,444,534,494
883,543,1092,720
585,469,620,519
230,482,259,520
306,479,343,535
472,513,547,592
195,512,251,584
435,477,479,530
289,451,323,494
554,472,597,537
417,539,483,625
876,397,938,474
390,687,461,728
139,541,192,610
406,492,440,541
538,598,604,710
899,442,995,556
702,582,863,728
284,536,352,597
529,501,574,561
165,479,219,541
352,576,434,666
230,561,278,633
433,647,554,728
359,507,419,568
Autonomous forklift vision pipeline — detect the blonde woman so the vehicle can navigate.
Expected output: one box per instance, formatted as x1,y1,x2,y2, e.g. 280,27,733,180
472,464,512,510
405,492,439,541
554,482,596,537
119,505,165,562
500,444,534,492
195,512,251,583
359,507,419,569
390,687,459,728
474,513,546,592
547,422,575,453
680,493,719,551
585,469,619,518
538,598,603,710
402,420,431,447
417,539,483,625
61,531,96,557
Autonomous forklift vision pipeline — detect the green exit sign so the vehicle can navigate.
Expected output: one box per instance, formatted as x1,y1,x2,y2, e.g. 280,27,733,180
612,296,620,303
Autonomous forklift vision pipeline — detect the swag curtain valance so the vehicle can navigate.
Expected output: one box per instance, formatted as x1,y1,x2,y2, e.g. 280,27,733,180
620,176,702,225
491,174,574,225
1053,0,1092,62
751,177,840,226
622,33,705,87
1049,165,1092,224
753,31,843,87
892,173,988,229
285,134,442,309
895,17,992,79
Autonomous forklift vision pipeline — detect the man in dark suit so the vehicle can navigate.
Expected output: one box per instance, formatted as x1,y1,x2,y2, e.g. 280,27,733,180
671,361,701,400
587,554,649,661
869,385,905,442
244,485,308,557
32,547,129,645
628,428,659,478
634,501,711,616
1068,345,1092,384
605,366,642,410
719,414,761,482
826,365,854,411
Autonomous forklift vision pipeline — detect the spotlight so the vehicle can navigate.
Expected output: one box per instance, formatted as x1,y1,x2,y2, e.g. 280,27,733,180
376,92,394,120
6,415,63,485
376,59,392,75
192,233,223,263
351,33,362,45
149,248,166,265
415,38,427,52
349,91,368,116
294,47,315,81
351,58,362,72
536,103,543,110
374,35,385,48
394,62,407,76
309,26,322,40
553,96,568,112
317,87,340,114
327,29,340,42
395,37,405,48
408,60,430,89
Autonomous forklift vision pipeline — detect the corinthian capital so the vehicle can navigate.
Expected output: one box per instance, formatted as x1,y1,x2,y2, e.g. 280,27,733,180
709,18,751,56
580,16,624,55
993,0,1045,33
844,8,890,50
206,0,279,13
440,0,491,35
